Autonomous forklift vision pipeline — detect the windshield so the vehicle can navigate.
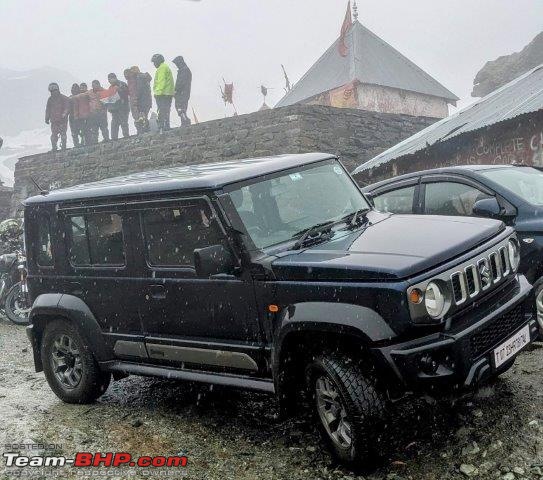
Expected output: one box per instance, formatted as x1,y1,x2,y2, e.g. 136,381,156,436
228,160,369,249
481,167,543,205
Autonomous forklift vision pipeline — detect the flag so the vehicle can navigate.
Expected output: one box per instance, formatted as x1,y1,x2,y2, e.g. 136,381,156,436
338,1,352,57
192,107,199,124
221,82,234,104
261,85,268,97
99,85,120,105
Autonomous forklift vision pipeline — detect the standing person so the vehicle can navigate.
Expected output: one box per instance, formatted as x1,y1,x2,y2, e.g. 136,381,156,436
135,69,152,133
45,83,70,151
69,83,83,147
76,84,92,145
172,56,192,126
87,80,110,144
106,73,130,140
151,54,174,132
124,66,151,135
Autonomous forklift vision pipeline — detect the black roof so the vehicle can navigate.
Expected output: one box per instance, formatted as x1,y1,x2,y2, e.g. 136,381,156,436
25,153,337,205
362,164,519,192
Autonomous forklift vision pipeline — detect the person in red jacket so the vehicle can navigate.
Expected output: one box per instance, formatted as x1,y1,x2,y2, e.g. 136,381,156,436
45,83,70,151
69,83,83,147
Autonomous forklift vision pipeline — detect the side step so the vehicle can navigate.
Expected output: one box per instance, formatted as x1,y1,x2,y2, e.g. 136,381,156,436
102,361,275,394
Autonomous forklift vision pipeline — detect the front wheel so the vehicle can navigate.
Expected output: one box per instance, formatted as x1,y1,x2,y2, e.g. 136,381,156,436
307,354,387,468
41,320,111,403
4,282,31,325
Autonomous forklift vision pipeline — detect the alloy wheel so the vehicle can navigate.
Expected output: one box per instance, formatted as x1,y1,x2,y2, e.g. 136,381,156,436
315,375,352,449
50,334,83,389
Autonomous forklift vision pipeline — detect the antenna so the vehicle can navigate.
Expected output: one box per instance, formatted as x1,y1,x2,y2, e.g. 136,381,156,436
30,176,48,196
353,1,358,22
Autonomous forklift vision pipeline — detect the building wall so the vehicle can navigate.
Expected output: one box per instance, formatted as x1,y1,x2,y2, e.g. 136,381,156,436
0,187,13,221
357,84,449,119
355,110,543,185
12,105,436,214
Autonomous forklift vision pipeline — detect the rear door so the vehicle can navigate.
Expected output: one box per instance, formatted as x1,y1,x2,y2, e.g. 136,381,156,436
134,197,264,374
59,205,146,358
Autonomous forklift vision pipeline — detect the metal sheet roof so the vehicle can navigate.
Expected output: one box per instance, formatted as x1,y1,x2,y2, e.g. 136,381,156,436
25,153,337,205
353,64,543,175
276,21,458,108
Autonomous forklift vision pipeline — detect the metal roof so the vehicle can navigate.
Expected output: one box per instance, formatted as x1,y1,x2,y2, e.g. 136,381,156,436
25,153,336,205
276,21,458,108
353,64,543,175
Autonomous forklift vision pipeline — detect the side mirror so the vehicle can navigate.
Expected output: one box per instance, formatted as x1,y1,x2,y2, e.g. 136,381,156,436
472,197,501,218
194,244,236,278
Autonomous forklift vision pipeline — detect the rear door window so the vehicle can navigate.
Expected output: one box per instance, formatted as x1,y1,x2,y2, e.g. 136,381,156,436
372,186,416,214
68,213,125,266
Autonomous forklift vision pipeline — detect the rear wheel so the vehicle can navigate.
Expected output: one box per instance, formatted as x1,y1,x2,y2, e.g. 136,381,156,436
307,354,386,467
41,320,111,403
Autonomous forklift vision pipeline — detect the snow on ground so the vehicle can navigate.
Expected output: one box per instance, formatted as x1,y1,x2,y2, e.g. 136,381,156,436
0,128,50,186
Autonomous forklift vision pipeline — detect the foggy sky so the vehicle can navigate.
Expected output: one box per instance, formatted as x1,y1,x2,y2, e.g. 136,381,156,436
2,0,543,121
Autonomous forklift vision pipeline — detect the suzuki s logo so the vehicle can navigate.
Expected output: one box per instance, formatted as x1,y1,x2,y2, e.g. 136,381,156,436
478,259,491,289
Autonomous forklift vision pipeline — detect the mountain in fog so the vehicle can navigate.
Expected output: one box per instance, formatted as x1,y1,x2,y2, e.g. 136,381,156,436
0,66,77,136
472,31,543,97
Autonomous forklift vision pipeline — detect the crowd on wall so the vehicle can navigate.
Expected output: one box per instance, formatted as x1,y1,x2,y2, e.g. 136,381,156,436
45,54,192,151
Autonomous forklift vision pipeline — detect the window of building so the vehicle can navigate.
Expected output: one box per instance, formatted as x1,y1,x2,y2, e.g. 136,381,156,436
142,203,223,267
372,186,416,214
68,213,125,266
36,217,53,267
424,182,492,216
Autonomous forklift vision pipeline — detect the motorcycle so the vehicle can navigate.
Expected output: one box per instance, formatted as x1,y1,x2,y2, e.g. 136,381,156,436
0,252,30,325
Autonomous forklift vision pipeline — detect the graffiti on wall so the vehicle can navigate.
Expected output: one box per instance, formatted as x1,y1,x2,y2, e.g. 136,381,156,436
451,127,543,167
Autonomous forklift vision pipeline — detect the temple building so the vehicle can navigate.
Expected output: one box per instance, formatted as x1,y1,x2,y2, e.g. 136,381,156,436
276,4,458,119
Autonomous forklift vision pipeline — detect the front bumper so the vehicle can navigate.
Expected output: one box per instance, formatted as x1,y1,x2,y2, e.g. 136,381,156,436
376,275,535,393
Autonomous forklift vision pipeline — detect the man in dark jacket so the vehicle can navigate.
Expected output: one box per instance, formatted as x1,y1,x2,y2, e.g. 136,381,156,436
107,73,130,140
173,56,192,126
87,80,110,144
45,83,70,151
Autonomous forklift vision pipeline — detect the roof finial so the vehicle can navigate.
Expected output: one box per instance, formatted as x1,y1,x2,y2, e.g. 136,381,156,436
352,0,358,22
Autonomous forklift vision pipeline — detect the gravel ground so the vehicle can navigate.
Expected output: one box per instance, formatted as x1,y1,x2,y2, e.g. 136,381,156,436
2,317,543,480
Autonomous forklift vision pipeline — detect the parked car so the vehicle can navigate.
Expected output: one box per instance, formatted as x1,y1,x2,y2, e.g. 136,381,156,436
24,153,535,467
362,164,543,332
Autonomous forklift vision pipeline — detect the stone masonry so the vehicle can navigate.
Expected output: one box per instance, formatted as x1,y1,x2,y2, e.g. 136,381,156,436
11,105,435,214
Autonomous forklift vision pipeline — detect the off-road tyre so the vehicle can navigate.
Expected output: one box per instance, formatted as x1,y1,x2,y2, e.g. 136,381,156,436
41,319,111,404
306,354,387,468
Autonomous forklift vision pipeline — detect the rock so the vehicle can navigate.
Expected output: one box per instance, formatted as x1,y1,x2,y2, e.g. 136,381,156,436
130,419,143,428
529,420,539,428
460,464,479,477
512,467,525,475
462,441,481,456
501,473,515,480
306,446,317,453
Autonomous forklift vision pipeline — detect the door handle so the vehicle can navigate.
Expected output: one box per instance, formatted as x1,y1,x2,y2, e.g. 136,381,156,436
148,284,166,300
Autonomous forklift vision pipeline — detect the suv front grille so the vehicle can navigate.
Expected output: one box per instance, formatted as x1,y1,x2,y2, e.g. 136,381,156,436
469,304,525,360
449,244,512,308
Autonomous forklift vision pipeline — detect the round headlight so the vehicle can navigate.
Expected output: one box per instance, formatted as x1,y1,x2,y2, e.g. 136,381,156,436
425,281,446,318
508,238,520,272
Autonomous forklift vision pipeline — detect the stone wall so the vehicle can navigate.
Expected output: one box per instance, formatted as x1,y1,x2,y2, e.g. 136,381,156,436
0,186,13,221
12,105,435,214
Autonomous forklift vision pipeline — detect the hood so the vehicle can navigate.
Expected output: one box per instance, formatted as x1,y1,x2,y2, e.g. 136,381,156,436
271,211,504,281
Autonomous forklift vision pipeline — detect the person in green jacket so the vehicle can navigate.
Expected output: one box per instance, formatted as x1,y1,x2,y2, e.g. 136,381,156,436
151,54,175,132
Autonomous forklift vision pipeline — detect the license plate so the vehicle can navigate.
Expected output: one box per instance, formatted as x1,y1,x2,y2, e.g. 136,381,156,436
493,324,530,368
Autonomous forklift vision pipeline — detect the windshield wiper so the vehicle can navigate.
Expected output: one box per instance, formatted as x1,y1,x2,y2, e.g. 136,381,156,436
291,220,336,250
341,208,371,229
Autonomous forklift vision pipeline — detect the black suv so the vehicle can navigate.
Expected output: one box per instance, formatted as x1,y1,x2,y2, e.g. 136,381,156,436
363,164,543,333
24,153,535,466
